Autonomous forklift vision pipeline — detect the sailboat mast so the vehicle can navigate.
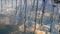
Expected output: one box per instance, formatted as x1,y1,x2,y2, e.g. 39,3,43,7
11,0,13,15
19,0,22,17
49,0,55,33
31,0,35,11
15,0,17,16
24,0,27,33
40,0,46,26
33,0,38,34
1,0,2,12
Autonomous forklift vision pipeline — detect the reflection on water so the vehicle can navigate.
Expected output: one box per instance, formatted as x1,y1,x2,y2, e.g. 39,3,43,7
0,0,60,34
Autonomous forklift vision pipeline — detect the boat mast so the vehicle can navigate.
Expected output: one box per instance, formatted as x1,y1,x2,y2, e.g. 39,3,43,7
33,0,38,34
40,0,46,26
19,0,22,17
24,0,27,33
49,0,55,33
1,0,2,12
15,0,17,16
31,0,35,11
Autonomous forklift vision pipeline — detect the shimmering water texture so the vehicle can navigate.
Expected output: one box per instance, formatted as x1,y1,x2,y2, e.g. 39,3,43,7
0,0,60,34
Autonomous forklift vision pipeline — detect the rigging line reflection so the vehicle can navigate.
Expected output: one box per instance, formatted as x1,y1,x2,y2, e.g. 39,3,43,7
24,0,27,33
33,0,38,34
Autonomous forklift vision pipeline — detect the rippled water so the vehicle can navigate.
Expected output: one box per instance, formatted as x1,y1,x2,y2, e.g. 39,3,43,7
0,0,60,34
